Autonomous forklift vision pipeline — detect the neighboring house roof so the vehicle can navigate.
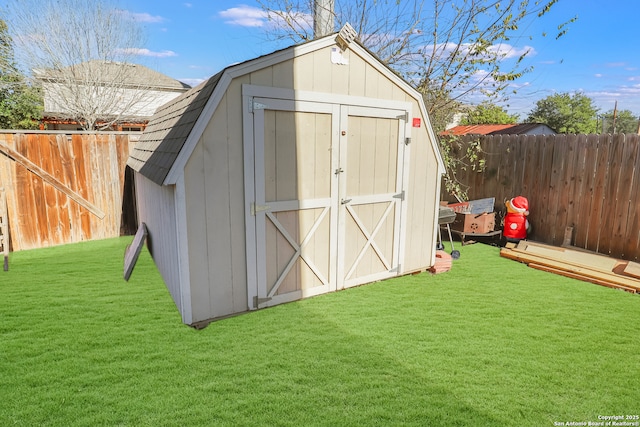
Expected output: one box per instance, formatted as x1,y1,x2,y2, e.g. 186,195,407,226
487,123,556,135
34,60,191,91
128,34,446,187
440,124,515,135
441,123,556,136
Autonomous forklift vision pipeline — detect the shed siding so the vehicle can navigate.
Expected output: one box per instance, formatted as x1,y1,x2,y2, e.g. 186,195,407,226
183,141,209,321
134,173,182,311
292,46,401,99
403,97,441,272
183,77,250,323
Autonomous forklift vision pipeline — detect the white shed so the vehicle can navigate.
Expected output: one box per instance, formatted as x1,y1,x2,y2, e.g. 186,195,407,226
127,30,445,326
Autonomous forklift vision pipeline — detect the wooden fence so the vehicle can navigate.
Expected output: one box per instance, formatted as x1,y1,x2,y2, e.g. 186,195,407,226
446,133,640,261
0,131,138,251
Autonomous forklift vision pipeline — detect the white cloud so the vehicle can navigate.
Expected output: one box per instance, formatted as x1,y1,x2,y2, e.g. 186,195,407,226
218,5,312,30
487,44,534,59
117,48,177,58
595,73,602,78
219,5,268,27
116,10,165,23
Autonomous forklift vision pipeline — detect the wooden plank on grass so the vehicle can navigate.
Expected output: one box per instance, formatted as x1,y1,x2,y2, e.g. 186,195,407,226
622,261,640,280
528,263,637,294
500,248,640,291
124,223,148,281
517,240,619,272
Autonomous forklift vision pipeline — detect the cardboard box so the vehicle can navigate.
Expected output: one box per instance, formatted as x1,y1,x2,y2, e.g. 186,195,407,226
451,212,495,234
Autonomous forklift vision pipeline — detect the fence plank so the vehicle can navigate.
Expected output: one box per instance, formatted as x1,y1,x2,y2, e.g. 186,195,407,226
575,135,593,241
600,134,625,255
610,134,637,258
14,135,38,248
623,138,640,261
556,134,578,245
534,136,556,243
586,134,611,253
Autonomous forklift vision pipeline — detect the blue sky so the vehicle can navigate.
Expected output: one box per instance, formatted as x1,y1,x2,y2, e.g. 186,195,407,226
120,0,640,119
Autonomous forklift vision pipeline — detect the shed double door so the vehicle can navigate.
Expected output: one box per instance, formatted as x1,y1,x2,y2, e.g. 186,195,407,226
247,94,409,308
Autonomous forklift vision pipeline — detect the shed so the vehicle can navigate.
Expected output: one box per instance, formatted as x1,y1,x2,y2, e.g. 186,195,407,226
127,29,445,326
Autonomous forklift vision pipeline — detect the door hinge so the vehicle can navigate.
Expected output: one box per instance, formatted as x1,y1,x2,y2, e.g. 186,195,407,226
334,167,344,175
250,203,270,215
393,191,405,201
254,296,272,306
341,198,352,205
405,137,411,145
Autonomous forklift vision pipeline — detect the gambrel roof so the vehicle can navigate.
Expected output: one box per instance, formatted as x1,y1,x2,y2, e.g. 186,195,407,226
128,33,445,186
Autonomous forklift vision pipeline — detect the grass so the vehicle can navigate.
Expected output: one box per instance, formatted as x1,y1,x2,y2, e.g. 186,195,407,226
0,237,638,426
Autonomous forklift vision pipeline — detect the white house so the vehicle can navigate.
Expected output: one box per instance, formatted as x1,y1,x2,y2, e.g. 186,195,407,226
34,60,191,131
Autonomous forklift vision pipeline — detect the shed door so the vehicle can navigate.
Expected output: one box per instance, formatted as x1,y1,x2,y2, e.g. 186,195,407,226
250,98,340,308
338,106,406,288
247,95,408,309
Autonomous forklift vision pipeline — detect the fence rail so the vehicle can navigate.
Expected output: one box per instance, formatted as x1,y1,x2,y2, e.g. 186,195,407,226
0,131,137,251
447,133,640,261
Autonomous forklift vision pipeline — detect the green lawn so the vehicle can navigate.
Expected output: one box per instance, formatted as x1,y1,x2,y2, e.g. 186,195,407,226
1,237,638,426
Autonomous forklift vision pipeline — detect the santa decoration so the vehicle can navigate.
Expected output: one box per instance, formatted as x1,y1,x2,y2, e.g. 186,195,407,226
503,196,530,241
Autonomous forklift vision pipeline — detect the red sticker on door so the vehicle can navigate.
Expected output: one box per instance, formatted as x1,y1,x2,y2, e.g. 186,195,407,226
412,118,421,127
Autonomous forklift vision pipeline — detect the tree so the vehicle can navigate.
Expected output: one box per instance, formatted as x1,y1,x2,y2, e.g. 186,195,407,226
0,19,42,129
257,0,574,132
527,92,598,134
461,102,519,125
5,0,150,130
600,109,639,134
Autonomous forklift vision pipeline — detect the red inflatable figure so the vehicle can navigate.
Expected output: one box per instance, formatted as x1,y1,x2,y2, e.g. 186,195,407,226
503,196,529,241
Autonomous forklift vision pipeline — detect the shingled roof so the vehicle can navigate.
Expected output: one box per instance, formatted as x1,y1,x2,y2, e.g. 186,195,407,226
126,71,223,185
34,60,191,91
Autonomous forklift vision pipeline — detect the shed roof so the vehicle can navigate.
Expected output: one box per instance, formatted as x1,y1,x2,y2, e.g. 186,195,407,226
128,33,445,186
126,71,222,184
